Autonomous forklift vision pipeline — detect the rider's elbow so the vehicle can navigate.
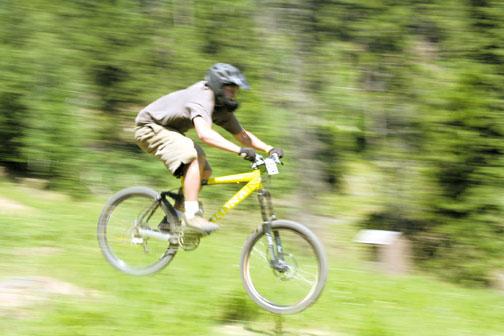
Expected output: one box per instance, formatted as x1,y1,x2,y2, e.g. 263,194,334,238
197,131,212,144
196,130,206,141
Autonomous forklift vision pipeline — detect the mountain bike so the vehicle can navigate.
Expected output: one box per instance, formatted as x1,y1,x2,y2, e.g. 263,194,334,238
97,154,327,314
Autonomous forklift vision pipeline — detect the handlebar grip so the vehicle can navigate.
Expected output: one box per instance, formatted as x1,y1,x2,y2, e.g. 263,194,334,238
270,152,282,164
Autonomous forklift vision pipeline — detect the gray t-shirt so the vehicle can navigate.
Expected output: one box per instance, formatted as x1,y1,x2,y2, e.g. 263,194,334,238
135,81,243,134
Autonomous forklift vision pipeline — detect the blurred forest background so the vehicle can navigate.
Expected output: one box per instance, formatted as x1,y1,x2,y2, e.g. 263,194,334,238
0,0,502,288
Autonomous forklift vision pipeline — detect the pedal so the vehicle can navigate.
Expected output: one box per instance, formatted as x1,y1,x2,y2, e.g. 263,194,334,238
182,225,207,235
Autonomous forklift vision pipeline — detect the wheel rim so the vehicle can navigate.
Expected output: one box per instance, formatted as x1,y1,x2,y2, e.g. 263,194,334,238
243,227,321,311
103,194,170,273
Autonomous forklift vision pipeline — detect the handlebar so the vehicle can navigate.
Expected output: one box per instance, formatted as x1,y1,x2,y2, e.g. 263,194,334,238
250,153,283,171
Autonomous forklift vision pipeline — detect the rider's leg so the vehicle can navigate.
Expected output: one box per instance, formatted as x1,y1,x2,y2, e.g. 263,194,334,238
134,125,216,233
183,158,201,203
181,156,218,232
199,157,212,215
174,149,211,212
201,157,212,182
182,155,210,200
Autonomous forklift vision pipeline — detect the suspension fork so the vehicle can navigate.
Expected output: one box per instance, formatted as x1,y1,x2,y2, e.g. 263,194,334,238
257,189,286,267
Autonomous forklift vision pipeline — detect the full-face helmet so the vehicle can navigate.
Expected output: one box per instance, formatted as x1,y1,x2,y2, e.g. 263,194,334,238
205,63,249,111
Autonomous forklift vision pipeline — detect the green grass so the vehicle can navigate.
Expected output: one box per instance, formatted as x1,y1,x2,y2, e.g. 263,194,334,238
0,178,503,336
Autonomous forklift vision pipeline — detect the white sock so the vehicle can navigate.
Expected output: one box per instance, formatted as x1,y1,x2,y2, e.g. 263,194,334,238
184,201,199,219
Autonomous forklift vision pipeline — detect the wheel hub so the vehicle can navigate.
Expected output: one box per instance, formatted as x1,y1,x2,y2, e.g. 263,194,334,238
272,254,297,280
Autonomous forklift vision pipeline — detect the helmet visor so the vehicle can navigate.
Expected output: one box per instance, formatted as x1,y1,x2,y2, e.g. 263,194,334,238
227,76,250,90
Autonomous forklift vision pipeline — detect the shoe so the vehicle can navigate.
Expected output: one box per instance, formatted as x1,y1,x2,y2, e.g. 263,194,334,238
185,214,219,234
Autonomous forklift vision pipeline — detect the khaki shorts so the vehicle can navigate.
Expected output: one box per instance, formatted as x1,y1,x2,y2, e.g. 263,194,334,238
135,123,210,177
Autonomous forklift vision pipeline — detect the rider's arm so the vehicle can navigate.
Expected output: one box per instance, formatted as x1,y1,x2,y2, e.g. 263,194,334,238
193,116,241,154
234,129,273,153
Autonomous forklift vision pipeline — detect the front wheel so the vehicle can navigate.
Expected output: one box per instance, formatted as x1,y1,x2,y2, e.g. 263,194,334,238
97,186,178,276
240,220,328,314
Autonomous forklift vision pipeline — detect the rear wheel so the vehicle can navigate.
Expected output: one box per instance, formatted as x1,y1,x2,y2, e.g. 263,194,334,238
97,186,178,276
240,220,327,314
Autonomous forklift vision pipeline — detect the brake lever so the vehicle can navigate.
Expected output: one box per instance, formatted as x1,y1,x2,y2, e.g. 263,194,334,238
270,153,284,165
251,154,265,169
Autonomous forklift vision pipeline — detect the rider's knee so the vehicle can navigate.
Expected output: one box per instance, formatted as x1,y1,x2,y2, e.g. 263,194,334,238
202,168,212,180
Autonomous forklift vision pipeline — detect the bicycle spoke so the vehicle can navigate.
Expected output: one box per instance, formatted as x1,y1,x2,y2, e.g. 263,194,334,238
291,269,317,286
251,244,269,262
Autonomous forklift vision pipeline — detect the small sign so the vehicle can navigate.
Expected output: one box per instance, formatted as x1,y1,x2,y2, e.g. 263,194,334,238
264,158,279,175
354,230,401,245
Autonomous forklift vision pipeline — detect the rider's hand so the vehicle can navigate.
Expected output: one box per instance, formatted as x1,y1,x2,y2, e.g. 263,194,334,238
268,147,284,159
239,147,256,161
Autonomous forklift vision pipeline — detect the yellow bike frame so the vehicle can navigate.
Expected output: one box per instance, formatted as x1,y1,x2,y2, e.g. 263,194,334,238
202,170,263,222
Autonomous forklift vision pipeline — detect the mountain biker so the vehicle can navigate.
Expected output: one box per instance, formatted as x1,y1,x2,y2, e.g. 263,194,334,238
134,63,284,233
